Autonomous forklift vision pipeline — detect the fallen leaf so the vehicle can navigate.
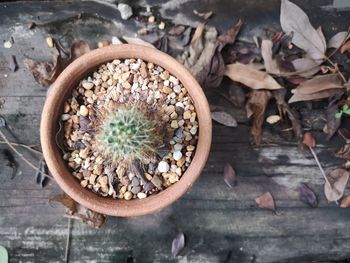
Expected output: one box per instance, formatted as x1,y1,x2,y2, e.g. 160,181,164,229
154,36,169,53
50,193,107,228
227,82,245,108
9,55,18,72
246,90,272,145
266,115,281,124
223,163,238,187
171,232,185,257
225,63,282,90
122,36,155,48
217,19,243,50
291,58,320,77
255,192,275,211
261,39,280,74
328,31,350,49
335,143,350,160
298,183,318,208
324,100,341,140
24,46,62,86
280,0,326,61
168,25,186,36
190,23,206,44
340,41,350,54
211,110,237,127
340,195,350,208
35,158,49,187
302,132,316,148
288,88,344,103
70,40,91,61
292,74,344,95
193,9,213,20
325,168,349,202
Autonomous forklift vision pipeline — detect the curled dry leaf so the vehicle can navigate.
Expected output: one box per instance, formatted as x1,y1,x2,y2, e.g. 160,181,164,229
266,115,280,124
261,39,280,74
288,88,344,103
70,40,91,61
122,36,155,48
24,46,62,86
225,63,282,90
217,19,243,50
255,192,275,211
212,111,237,127
223,163,238,188
325,168,349,202
340,41,350,54
298,183,318,208
292,74,344,95
335,143,350,160
246,90,272,145
324,100,341,140
302,132,316,148
280,0,326,61
171,232,185,257
340,195,350,208
328,31,350,49
50,193,107,228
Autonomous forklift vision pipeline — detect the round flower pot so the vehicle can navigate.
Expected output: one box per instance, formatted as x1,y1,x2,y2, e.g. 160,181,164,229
40,44,212,217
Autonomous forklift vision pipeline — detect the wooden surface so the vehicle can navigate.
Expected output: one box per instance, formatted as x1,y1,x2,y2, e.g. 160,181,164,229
1,1,350,262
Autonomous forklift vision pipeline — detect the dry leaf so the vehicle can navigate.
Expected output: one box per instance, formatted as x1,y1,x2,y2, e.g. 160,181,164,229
292,74,344,95
225,63,282,90
280,0,326,61
261,39,280,74
24,46,62,86
122,36,155,48
168,25,186,36
212,111,237,127
336,143,350,160
298,183,318,208
255,192,275,211
328,31,350,49
35,158,49,188
340,195,350,208
266,115,280,124
193,9,213,20
325,100,341,140
288,88,344,103
50,193,107,228
171,232,185,257
190,23,206,44
246,90,272,145
217,19,243,50
70,40,91,61
325,169,349,202
291,58,320,77
223,163,238,188
340,41,350,54
302,132,316,148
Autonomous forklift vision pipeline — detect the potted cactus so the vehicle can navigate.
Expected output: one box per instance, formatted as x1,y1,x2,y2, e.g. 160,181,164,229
41,44,211,216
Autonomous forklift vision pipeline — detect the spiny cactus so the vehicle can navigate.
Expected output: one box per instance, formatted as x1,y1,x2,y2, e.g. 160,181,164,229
96,105,163,164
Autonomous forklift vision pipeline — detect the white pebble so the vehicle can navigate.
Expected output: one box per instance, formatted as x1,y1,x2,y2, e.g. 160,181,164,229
131,82,139,92
164,80,170,87
158,161,169,173
137,192,147,199
173,85,181,93
190,126,198,135
131,63,140,71
82,81,94,90
61,114,70,121
174,143,183,151
173,151,183,161
170,164,177,172
79,105,89,117
3,41,12,48
175,102,184,108
117,3,133,20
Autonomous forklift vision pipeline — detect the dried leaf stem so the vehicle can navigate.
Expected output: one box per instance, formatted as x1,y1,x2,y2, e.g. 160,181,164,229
308,146,331,187
0,129,54,180
0,140,42,155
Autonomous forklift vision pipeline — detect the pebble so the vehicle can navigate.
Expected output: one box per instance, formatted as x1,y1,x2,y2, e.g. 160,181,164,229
124,191,133,200
3,41,12,49
117,3,133,20
79,105,89,117
177,157,186,167
79,148,90,159
158,161,169,173
82,81,94,90
148,15,155,23
190,126,198,135
131,177,140,187
174,143,183,151
183,110,191,119
61,114,70,121
173,151,183,161
131,186,141,194
187,145,195,151
158,22,165,30
137,192,147,199
169,173,179,184
171,120,179,129
151,175,163,189
173,85,181,93
46,36,54,47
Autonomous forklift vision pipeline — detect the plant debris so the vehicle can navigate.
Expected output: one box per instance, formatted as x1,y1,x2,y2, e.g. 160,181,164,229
193,9,213,20
35,158,49,187
340,195,350,208
211,110,237,127
3,148,18,179
325,168,349,202
223,163,238,188
255,192,275,211
298,183,318,208
171,232,185,257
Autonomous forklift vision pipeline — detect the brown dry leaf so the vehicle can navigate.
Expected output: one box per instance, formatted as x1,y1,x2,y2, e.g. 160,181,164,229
328,31,350,49
261,39,280,74
217,19,243,50
302,132,316,148
280,0,326,61
335,143,350,160
225,63,282,90
325,169,349,202
291,58,320,77
70,40,91,61
193,9,213,20
246,90,272,145
50,193,107,228
223,163,238,188
122,36,155,48
340,195,350,208
190,23,206,44
288,88,344,103
24,46,62,86
292,74,344,95
340,41,350,54
168,25,186,36
255,192,275,211
212,110,237,127
298,183,318,208
325,100,341,140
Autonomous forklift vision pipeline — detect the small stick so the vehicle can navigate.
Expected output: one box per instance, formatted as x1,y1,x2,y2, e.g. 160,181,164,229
308,146,331,187
64,217,72,263
0,129,54,179
0,140,42,155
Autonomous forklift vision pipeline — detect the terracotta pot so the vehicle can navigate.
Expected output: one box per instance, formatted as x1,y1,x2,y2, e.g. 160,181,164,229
40,44,212,217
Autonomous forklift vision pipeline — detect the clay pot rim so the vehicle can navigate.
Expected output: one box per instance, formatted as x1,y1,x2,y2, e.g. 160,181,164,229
40,44,212,217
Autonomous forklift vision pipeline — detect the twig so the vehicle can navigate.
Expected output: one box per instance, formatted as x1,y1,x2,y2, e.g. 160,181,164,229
64,217,72,263
0,129,54,179
0,140,42,155
308,146,331,187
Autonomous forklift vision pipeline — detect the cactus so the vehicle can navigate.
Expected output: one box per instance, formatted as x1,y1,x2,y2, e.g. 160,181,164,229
96,105,163,164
